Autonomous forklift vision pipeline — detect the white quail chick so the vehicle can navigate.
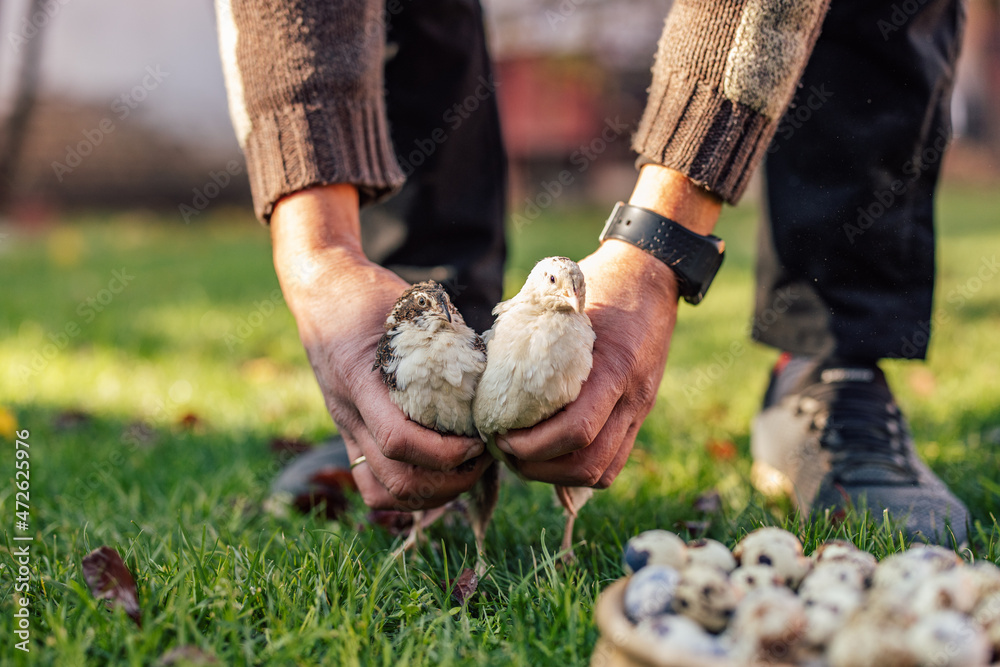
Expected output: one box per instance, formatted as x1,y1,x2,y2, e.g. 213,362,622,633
473,256,597,560
373,281,496,566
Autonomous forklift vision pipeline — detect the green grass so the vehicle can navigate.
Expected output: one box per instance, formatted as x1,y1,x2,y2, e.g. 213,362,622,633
1,185,999,665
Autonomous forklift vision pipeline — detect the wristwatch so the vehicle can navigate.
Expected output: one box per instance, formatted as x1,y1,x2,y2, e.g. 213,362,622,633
599,202,725,305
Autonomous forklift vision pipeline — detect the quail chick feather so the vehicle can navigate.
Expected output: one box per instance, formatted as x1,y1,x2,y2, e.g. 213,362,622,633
473,257,597,559
373,281,497,568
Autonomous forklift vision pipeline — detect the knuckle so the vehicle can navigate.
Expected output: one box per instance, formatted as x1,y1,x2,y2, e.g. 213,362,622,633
576,463,605,488
379,427,412,463
567,417,601,448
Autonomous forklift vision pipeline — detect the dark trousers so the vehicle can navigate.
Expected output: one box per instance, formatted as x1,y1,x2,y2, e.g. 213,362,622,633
367,0,965,359
361,0,507,334
756,0,966,361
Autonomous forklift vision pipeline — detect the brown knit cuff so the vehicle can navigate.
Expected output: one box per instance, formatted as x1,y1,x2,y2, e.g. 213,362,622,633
243,98,406,222
633,0,830,205
633,71,772,204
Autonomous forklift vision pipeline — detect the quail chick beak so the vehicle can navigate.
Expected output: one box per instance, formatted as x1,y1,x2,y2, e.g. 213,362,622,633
437,297,453,323
562,287,583,314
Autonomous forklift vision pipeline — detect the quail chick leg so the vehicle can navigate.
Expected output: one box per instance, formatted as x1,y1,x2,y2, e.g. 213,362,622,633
392,511,426,559
555,485,594,562
468,462,499,576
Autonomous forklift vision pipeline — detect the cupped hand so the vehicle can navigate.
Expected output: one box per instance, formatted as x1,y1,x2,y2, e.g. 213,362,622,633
271,185,489,510
495,238,680,488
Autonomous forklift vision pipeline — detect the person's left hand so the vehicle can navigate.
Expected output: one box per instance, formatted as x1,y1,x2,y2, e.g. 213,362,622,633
493,238,680,488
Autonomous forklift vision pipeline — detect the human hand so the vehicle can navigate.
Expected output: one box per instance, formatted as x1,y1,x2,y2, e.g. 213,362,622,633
271,185,489,510
494,238,680,487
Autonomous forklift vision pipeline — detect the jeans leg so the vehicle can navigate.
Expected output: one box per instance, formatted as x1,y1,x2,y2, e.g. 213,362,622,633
755,0,966,360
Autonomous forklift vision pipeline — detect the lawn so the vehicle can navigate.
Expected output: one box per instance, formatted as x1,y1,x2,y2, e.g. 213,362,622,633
1,184,998,665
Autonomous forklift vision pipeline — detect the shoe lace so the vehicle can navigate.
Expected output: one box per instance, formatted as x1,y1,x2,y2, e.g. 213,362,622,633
797,382,917,482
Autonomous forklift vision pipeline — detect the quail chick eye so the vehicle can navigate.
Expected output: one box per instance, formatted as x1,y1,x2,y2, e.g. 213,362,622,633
417,297,428,307
549,275,555,284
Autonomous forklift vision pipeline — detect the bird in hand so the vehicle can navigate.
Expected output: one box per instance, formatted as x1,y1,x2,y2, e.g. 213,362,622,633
473,256,597,560
373,280,497,569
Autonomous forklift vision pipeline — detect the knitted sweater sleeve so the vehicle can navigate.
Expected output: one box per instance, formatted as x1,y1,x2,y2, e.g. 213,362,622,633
633,0,830,204
215,0,404,222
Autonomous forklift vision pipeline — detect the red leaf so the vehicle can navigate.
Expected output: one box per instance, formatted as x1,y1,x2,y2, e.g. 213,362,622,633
290,467,359,520
442,568,479,606
268,437,313,456
177,412,203,430
705,439,737,462
366,510,415,536
308,468,358,492
81,546,142,627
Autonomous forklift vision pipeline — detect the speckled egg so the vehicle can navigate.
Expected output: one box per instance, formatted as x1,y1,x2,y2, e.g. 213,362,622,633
623,565,682,623
730,565,786,597
733,527,811,588
672,563,741,632
634,613,727,657
907,610,991,667
687,538,737,574
624,530,689,574
729,587,807,663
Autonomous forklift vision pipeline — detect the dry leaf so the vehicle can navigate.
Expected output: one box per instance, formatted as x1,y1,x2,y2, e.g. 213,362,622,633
366,510,415,536
177,412,203,430
442,568,479,606
677,520,710,536
291,467,359,519
705,438,737,462
268,437,313,456
81,546,142,627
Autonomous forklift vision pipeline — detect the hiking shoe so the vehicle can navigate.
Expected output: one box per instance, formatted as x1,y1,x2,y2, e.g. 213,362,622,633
751,354,969,545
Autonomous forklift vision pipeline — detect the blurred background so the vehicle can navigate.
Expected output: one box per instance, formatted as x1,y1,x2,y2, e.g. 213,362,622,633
2,0,996,221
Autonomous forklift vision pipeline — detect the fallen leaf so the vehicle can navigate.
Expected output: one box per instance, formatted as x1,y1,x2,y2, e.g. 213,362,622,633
693,489,722,514
54,409,90,431
442,568,479,606
268,437,313,456
291,467,359,519
157,646,218,666
705,439,737,462
177,413,203,430
81,546,142,627
366,510,415,536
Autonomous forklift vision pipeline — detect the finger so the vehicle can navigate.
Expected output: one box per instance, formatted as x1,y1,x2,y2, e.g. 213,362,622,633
360,395,485,469
595,419,643,488
354,424,491,510
499,352,627,462
516,394,635,487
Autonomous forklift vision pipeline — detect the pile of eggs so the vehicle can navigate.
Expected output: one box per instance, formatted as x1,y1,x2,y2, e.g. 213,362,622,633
619,528,1000,666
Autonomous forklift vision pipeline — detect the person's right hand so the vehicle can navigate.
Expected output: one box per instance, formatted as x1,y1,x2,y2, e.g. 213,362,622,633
271,185,489,511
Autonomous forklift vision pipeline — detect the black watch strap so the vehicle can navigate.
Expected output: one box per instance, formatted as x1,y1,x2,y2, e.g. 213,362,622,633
599,202,725,305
